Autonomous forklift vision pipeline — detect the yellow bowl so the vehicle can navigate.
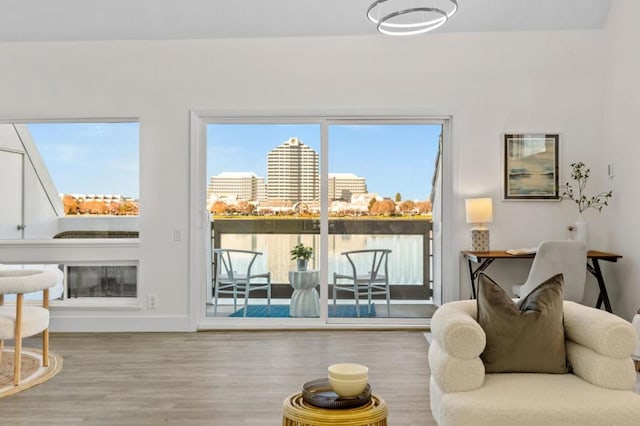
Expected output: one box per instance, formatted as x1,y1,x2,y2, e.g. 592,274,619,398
328,375,368,398
328,363,369,380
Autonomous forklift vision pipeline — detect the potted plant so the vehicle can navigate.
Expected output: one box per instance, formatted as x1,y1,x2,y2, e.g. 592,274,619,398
290,243,313,271
560,161,613,245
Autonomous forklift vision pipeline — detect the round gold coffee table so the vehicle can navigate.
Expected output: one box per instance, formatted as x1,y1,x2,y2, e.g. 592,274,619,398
282,392,388,426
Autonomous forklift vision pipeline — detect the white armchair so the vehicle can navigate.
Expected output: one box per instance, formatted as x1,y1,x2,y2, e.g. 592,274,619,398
429,300,640,425
0,269,60,386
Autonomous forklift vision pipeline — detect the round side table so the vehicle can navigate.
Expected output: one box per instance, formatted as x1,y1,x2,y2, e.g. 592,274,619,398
288,270,320,317
282,392,388,426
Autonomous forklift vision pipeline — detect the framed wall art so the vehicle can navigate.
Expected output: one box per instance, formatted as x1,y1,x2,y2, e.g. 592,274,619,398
503,133,559,200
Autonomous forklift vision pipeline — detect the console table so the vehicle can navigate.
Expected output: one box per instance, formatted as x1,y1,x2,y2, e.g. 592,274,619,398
288,270,320,317
462,250,622,313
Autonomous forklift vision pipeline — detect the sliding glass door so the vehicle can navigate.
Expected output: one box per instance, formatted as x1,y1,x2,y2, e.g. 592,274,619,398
203,118,442,323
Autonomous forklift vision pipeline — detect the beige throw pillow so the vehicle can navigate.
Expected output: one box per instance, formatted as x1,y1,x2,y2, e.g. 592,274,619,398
477,272,568,374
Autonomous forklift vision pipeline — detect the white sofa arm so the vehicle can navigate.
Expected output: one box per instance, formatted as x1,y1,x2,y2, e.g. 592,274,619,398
429,340,485,393
567,341,637,390
563,301,637,358
431,300,485,359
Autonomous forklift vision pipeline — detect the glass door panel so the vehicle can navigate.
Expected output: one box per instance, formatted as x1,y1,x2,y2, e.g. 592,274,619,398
206,124,321,318
327,123,440,319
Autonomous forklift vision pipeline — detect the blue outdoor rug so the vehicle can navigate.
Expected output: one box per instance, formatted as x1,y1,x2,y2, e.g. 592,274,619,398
230,304,376,318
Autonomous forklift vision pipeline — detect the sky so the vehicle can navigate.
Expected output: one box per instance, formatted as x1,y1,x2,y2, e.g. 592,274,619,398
27,122,140,198
26,121,441,202
207,123,441,201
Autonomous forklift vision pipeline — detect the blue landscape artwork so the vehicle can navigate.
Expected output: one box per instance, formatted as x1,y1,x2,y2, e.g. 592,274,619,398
505,134,558,199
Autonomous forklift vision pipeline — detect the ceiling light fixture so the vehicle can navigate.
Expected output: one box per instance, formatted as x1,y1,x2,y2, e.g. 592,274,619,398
367,0,459,36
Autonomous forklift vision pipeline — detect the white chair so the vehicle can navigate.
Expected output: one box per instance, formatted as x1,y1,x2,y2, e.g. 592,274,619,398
0,269,60,386
213,249,271,317
429,299,640,425
332,249,391,317
512,240,587,302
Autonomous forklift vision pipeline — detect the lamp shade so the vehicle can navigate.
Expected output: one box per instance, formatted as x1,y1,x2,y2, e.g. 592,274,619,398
465,198,493,225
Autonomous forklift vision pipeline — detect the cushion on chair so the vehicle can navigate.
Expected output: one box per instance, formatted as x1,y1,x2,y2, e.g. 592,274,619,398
428,340,485,393
0,269,61,294
0,265,64,300
563,301,637,358
431,300,485,359
567,341,637,390
0,306,50,340
430,373,640,426
477,273,568,373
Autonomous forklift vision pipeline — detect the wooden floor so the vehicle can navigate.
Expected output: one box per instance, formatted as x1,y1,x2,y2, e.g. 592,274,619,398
2,331,435,426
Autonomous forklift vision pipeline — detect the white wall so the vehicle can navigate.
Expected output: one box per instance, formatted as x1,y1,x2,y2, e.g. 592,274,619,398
604,0,640,321
0,27,617,330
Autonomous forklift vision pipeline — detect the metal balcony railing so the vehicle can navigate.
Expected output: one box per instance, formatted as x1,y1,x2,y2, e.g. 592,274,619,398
211,218,432,300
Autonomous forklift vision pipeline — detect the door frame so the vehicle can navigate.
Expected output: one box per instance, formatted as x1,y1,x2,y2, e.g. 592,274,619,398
189,110,454,330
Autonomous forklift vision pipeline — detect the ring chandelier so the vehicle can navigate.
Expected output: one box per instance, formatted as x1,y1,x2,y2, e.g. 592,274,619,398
367,0,459,36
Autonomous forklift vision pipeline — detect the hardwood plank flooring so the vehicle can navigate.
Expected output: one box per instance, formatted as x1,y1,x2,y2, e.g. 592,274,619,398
1,331,434,426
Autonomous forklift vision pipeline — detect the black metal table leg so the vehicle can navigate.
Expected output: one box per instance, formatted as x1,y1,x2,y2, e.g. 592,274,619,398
587,258,613,313
466,258,495,299
466,259,477,299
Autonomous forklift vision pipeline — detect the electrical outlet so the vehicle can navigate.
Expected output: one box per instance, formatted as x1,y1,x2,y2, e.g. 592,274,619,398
147,293,158,309
173,228,182,241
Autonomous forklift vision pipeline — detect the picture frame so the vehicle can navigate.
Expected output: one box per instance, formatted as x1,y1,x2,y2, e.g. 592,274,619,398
503,133,559,200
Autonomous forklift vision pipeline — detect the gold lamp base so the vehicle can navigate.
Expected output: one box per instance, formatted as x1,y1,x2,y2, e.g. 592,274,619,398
471,228,490,252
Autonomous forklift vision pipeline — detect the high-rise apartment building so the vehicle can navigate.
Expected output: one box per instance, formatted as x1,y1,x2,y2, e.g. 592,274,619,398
328,173,367,201
208,172,266,203
267,137,319,202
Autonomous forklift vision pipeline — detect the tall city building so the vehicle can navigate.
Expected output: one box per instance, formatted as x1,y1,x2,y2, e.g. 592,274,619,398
328,173,367,201
267,137,319,202
208,172,266,203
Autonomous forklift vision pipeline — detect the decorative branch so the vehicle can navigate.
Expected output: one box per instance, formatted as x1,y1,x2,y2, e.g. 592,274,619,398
560,162,612,213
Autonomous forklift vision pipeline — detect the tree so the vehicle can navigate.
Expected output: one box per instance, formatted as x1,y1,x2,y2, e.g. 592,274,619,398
400,200,416,214
62,195,79,215
122,201,139,215
417,200,432,214
108,201,121,215
395,192,402,202
371,199,396,216
211,201,228,215
368,198,377,212
237,200,255,215
81,200,108,215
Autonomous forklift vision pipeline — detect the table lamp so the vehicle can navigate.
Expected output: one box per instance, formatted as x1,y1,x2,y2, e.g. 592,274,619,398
465,197,493,252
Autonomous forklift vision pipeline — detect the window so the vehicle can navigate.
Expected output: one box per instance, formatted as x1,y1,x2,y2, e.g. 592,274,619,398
0,121,139,239
0,121,140,300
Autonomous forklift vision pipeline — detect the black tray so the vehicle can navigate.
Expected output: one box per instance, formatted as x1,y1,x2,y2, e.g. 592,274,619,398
302,378,371,409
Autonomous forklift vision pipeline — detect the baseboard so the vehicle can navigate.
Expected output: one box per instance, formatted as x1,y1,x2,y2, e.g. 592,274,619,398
50,314,193,332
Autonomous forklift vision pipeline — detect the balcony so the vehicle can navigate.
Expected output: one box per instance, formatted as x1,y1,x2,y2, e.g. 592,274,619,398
209,217,434,318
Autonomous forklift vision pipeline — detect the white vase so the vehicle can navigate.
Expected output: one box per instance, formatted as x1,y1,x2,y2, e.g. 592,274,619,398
572,218,588,247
